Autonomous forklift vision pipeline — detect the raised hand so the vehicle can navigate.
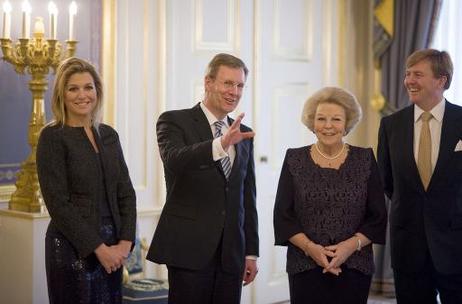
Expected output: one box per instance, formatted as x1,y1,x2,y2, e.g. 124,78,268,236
221,113,255,150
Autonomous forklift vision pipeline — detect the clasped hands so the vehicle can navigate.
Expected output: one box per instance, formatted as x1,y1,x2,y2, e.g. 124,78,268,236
303,239,357,276
95,240,132,274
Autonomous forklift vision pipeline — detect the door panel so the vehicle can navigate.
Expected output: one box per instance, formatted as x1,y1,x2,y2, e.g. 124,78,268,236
165,1,337,302
252,1,336,303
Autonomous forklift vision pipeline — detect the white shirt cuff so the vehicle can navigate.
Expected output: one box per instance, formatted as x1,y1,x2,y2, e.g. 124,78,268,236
245,255,258,260
212,137,229,161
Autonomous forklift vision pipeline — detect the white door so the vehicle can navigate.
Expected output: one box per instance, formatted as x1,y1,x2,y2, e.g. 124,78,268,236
252,1,338,303
164,1,338,303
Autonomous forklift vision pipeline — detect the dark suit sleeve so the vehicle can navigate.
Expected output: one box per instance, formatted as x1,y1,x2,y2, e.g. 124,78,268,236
37,128,103,257
156,111,215,174
377,118,393,199
273,150,304,246
357,149,387,244
243,138,259,256
113,131,137,243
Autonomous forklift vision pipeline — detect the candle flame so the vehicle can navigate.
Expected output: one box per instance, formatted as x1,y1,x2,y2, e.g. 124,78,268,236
3,1,12,13
22,1,31,13
33,16,45,35
48,1,58,15
69,1,77,15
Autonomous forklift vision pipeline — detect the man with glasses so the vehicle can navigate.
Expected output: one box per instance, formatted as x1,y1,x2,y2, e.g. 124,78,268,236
147,53,259,304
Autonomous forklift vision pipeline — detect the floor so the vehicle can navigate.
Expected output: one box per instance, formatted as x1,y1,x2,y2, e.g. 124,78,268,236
277,293,397,304
367,293,397,303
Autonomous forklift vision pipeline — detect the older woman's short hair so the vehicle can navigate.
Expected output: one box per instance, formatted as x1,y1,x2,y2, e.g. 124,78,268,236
301,86,362,134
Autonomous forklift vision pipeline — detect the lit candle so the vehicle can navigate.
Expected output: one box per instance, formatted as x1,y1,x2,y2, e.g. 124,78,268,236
48,1,58,39
68,1,77,40
33,16,45,37
21,1,31,39
2,1,12,39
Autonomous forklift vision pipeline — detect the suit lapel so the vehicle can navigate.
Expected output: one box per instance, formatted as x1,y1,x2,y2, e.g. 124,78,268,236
191,103,214,141
400,106,425,192
429,101,461,190
190,103,229,178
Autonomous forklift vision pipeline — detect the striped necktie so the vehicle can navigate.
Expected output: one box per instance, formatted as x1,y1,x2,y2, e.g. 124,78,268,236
417,112,432,190
214,121,232,179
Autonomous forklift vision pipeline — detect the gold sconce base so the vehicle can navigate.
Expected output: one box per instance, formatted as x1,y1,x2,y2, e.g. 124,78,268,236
1,37,77,213
9,159,45,213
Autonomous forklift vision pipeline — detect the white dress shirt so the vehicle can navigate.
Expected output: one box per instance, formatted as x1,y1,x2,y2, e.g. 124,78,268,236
413,98,445,173
200,102,236,165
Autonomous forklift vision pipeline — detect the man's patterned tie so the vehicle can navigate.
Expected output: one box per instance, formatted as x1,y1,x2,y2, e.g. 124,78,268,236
214,120,232,179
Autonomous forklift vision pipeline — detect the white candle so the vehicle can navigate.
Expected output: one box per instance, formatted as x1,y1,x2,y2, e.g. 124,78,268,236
69,1,77,40
48,1,58,39
2,1,12,39
33,16,45,36
21,1,31,39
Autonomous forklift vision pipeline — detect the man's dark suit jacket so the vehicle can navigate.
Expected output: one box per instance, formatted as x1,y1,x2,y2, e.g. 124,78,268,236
378,100,462,275
147,103,259,274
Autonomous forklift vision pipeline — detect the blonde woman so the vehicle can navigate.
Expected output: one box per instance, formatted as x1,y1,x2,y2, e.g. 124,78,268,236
37,57,136,304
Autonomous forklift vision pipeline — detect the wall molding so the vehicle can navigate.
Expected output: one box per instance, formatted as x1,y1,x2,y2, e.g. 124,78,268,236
273,0,313,61
193,0,238,52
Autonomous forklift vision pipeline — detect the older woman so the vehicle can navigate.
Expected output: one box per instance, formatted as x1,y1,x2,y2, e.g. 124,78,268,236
37,57,136,304
273,87,387,304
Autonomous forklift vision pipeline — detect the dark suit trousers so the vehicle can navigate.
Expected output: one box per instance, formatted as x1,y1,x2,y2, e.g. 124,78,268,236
167,244,242,304
394,252,462,304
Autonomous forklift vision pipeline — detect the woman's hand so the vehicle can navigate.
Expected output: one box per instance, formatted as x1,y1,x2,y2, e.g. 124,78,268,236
94,243,127,274
303,242,342,276
288,233,341,276
323,238,357,272
113,240,132,259
303,241,335,270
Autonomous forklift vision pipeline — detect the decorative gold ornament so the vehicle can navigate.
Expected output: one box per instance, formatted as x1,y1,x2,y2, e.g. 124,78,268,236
371,93,386,111
1,18,78,213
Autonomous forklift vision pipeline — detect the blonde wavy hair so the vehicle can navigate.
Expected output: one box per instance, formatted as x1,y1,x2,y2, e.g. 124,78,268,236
50,57,103,127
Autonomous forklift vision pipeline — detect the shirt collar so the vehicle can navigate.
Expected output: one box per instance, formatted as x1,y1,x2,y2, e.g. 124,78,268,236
200,102,229,127
414,97,445,123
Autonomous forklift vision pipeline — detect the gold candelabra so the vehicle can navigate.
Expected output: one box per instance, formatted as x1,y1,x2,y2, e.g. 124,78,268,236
1,18,77,213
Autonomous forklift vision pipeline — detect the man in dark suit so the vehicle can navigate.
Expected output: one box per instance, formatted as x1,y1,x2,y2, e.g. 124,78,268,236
147,53,259,304
378,49,462,303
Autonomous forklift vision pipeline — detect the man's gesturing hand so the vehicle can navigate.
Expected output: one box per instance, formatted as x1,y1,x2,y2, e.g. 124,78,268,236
221,113,255,150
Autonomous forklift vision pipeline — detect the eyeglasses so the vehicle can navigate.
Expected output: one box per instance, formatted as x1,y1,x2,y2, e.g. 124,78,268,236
215,79,246,91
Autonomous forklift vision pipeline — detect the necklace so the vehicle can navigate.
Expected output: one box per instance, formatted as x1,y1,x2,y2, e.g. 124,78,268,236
314,142,346,160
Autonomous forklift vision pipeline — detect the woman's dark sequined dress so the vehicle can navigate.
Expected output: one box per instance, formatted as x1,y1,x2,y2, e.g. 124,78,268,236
45,154,122,304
